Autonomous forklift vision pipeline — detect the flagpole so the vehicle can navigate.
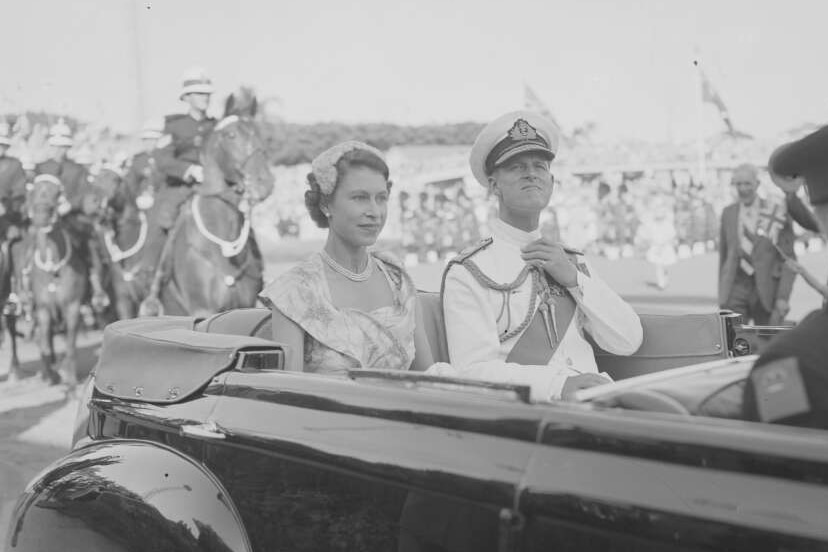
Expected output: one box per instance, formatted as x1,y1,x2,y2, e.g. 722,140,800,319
694,59,706,186
129,0,146,132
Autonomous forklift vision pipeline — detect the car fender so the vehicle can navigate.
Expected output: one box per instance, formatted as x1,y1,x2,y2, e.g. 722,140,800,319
6,439,251,552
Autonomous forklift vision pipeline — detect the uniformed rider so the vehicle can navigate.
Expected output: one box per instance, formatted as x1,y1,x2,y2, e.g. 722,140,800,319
430,111,643,401
152,67,217,233
0,122,27,238
139,68,217,311
35,119,91,215
33,122,106,315
123,119,164,208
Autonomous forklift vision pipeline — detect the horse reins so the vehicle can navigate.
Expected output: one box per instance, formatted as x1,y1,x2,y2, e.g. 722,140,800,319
30,226,73,293
191,193,251,258
186,118,267,286
103,211,148,263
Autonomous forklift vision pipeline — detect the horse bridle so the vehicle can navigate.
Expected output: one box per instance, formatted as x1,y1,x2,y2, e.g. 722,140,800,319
214,117,268,191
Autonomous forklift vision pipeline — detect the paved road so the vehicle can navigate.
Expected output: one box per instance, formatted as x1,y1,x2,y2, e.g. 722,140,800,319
0,336,100,545
1,247,825,543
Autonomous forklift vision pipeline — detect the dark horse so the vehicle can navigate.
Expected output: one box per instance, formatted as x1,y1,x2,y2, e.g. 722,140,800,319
95,166,158,319
142,88,274,318
8,178,100,385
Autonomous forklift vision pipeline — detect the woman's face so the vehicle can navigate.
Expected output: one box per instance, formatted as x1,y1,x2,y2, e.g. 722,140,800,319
326,165,389,248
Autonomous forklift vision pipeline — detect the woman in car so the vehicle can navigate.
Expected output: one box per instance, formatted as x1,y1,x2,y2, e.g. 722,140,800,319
260,141,434,374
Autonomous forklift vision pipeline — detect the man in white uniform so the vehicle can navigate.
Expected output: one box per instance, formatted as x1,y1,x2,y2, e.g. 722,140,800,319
437,110,643,401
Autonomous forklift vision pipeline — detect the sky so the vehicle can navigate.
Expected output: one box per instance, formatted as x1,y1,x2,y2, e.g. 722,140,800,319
2,0,827,142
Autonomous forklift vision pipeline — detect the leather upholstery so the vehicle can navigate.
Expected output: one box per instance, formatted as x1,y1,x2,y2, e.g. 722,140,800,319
192,301,730,381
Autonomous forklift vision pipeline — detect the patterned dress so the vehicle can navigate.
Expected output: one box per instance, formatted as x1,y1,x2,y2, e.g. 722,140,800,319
259,251,417,375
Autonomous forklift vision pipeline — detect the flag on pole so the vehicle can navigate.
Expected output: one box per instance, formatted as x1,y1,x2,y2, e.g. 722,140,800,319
699,70,734,133
523,84,561,128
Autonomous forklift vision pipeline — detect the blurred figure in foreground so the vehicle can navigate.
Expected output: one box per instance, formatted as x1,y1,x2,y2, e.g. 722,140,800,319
743,130,828,430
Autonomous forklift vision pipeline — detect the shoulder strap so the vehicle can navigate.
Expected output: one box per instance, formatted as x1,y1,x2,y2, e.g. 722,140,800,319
438,237,494,343
439,237,493,300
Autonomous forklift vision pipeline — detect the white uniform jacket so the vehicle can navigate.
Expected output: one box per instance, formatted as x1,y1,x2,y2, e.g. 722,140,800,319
439,218,643,401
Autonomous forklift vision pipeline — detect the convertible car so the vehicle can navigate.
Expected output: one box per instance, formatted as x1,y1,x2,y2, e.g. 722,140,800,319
5,298,827,552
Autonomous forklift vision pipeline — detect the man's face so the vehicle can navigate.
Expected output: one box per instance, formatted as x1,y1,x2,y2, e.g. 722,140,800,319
732,168,759,205
50,145,69,162
184,92,211,112
489,152,554,214
141,137,158,152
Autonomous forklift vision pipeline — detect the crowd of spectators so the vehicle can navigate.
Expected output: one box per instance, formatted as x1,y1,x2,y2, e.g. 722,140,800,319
391,167,823,267
5,114,820,266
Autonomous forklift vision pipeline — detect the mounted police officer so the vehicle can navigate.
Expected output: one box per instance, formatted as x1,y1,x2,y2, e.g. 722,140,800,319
140,68,217,313
429,111,643,401
152,67,217,234
0,122,27,239
123,119,164,208
33,121,106,319
35,119,90,215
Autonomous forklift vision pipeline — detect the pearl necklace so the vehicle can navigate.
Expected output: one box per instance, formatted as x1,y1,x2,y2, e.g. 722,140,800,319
320,249,374,282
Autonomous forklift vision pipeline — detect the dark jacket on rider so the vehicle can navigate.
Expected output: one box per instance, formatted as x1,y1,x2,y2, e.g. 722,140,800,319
154,113,216,187
0,154,27,232
124,151,163,199
152,114,216,230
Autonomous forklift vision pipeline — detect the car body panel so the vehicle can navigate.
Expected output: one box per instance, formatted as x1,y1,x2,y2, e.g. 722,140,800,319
200,370,540,551
6,440,251,552
521,440,828,550
7,312,828,551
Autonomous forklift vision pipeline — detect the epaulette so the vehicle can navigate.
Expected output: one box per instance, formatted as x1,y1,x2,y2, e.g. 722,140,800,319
165,113,186,122
439,237,493,302
453,237,493,264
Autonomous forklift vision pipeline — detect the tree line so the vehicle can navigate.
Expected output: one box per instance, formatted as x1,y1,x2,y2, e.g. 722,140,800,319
3,111,486,166
259,120,484,165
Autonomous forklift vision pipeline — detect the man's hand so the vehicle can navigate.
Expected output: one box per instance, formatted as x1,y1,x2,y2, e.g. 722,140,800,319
521,238,578,287
774,298,790,319
185,165,204,184
785,258,805,275
561,373,612,401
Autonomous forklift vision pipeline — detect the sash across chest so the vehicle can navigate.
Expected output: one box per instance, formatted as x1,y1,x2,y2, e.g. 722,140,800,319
459,259,578,366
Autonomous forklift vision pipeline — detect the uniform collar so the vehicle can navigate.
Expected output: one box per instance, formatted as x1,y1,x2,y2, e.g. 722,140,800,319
490,217,541,248
188,111,208,122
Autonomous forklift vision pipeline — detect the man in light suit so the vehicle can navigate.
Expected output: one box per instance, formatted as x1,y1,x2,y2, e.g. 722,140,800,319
718,163,819,325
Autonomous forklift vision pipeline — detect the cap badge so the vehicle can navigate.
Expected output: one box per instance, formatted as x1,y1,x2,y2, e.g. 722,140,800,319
508,119,539,142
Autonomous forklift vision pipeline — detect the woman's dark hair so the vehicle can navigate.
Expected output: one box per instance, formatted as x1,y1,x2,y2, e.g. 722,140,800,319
304,147,393,229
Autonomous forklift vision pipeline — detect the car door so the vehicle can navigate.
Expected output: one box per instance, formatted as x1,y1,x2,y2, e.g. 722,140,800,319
198,370,547,552
517,406,828,551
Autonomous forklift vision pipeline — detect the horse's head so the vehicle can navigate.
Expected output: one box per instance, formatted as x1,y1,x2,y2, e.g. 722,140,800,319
26,175,64,229
200,87,274,204
93,165,137,219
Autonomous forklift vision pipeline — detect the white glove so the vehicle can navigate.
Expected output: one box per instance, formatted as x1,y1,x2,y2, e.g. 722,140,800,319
57,195,72,215
185,165,204,184
136,192,155,211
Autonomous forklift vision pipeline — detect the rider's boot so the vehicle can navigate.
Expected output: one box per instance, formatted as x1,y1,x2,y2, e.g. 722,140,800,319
139,216,181,316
